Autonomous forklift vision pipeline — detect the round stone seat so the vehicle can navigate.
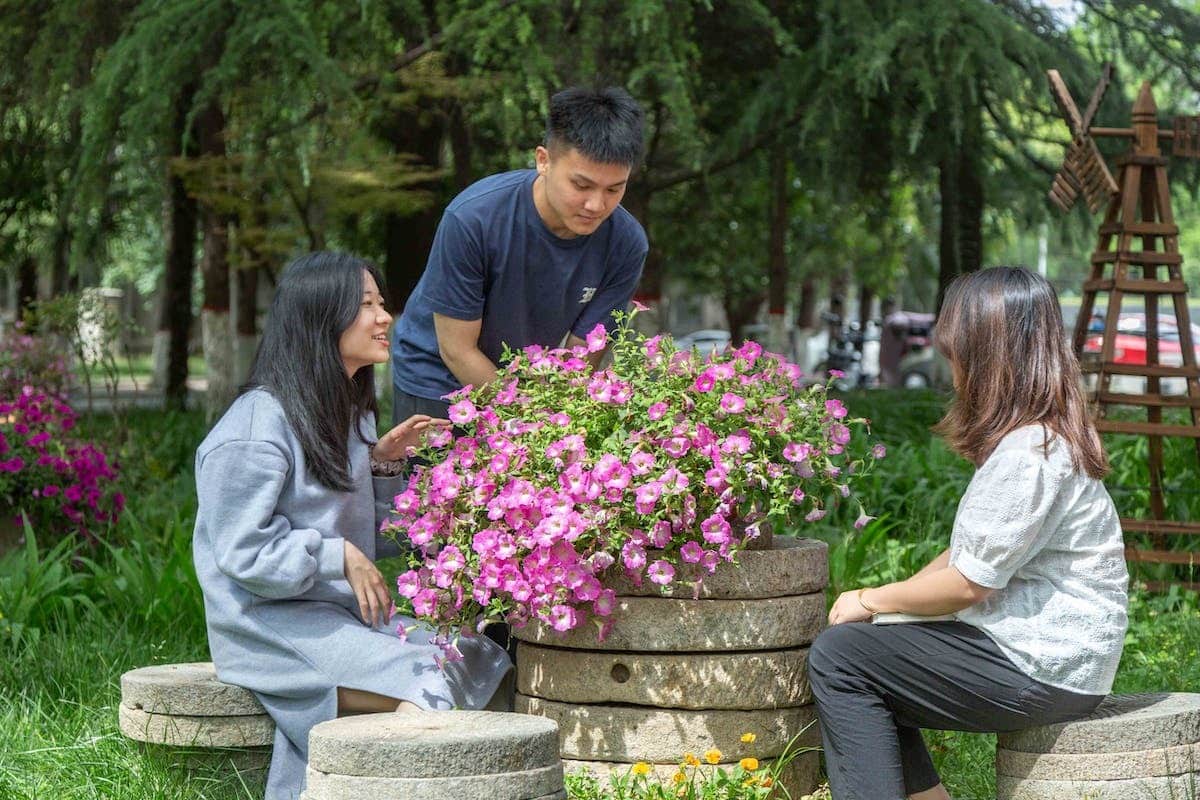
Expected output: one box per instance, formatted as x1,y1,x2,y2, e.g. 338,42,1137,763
301,710,564,800
118,662,274,748
996,692,1200,799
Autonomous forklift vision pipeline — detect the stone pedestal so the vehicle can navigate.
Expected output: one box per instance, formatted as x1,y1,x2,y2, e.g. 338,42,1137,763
996,692,1200,799
514,536,828,797
301,710,564,800
118,662,274,748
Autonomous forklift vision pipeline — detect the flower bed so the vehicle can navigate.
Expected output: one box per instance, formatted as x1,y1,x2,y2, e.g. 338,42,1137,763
0,386,124,544
386,312,879,652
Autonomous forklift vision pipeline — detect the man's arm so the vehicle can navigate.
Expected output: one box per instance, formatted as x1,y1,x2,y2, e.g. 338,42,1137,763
434,314,499,388
565,333,607,370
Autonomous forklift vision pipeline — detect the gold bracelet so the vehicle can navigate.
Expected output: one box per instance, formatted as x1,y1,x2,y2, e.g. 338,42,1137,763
857,588,880,614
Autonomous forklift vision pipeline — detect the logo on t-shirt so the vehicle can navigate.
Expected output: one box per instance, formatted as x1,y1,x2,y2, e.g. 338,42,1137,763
579,287,597,304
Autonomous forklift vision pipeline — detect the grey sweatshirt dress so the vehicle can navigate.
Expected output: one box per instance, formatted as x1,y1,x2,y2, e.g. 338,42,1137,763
192,389,511,799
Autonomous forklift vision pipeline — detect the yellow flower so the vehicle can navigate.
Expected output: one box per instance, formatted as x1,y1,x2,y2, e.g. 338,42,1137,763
672,771,687,784
704,748,722,765
739,757,759,771
744,776,759,787
632,762,651,776
740,732,757,743
683,753,701,767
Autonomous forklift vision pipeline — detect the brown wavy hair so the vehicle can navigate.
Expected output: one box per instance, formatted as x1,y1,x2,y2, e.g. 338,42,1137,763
933,266,1108,478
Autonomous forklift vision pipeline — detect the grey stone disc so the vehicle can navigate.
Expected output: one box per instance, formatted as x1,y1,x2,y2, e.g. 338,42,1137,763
306,711,560,778
604,536,828,599
999,693,1200,754
996,773,1198,800
517,644,810,709
302,762,564,800
118,703,274,747
997,742,1200,780
515,694,817,762
120,662,265,716
511,593,825,651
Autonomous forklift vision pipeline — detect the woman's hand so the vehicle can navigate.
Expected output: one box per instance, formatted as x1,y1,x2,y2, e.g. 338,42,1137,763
828,589,874,626
373,414,452,462
344,541,391,627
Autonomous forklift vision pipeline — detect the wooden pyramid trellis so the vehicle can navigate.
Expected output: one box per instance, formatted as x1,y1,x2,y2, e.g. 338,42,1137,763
1051,68,1200,577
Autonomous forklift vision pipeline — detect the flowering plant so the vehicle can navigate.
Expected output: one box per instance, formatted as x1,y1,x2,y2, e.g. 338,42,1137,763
0,386,124,544
0,323,71,401
386,310,879,651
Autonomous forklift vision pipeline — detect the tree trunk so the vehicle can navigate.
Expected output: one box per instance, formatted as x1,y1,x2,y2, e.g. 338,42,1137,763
935,151,960,317
160,88,199,411
16,255,37,323
858,285,873,331
766,141,789,354
796,276,817,330
724,293,760,348
196,102,234,421
957,102,984,277
381,102,444,313
234,265,258,384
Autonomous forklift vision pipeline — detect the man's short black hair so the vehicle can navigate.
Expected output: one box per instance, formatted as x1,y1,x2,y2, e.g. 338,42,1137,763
545,86,644,168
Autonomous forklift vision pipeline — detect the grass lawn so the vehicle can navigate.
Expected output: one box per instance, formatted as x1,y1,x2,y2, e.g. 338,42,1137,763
2,392,1198,799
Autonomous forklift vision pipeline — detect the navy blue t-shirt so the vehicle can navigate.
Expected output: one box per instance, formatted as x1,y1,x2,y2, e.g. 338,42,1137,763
392,169,648,401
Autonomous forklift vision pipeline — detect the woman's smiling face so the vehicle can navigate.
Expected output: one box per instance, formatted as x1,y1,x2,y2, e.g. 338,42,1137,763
338,270,392,376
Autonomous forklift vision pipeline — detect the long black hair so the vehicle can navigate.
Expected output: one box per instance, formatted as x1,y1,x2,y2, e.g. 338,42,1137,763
242,252,382,492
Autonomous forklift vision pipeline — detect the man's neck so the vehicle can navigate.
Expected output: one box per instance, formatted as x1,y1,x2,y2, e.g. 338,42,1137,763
531,174,577,239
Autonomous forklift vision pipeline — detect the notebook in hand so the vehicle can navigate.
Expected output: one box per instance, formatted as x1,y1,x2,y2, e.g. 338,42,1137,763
871,612,956,625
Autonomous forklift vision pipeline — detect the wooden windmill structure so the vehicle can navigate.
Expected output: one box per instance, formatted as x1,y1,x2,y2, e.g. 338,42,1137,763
1049,64,1200,579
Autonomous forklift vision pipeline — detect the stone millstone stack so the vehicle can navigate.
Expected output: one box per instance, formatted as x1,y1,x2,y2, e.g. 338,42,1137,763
301,710,564,800
118,662,274,748
996,692,1200,800
513,535,828,796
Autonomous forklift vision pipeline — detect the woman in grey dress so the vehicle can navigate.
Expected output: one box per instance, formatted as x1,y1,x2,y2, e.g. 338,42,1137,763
192,252,511,800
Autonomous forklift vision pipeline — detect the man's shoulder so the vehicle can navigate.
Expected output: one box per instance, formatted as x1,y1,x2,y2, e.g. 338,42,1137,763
606,204,649,257
446,170,533,217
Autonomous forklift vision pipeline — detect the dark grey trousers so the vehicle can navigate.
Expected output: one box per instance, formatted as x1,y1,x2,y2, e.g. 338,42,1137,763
807,621,1104,800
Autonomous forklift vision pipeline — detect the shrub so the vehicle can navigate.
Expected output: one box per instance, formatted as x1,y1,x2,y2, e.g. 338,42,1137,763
0,387,124,545
387,310,880,653
0,322,70,401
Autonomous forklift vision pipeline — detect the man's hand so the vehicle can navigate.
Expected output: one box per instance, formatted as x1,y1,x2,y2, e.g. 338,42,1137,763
374,415,451,461
828,589,873,626
344,541,392,627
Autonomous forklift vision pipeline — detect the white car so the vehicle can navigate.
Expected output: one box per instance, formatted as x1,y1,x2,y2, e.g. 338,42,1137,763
673,329,732,357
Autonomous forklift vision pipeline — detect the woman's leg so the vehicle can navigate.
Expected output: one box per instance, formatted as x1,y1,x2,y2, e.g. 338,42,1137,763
336,686,421,714
807,621,1101,800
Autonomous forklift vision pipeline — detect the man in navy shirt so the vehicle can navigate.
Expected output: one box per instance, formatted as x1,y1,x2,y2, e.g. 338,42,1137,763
390,86,649,421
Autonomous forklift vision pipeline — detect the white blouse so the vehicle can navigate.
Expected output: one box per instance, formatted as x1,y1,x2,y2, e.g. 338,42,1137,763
950,425,1128,695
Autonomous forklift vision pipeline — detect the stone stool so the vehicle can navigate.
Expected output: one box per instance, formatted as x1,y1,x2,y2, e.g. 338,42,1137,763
996,692,1200,799
301,710,565,800
118,662,274,748
514,536,825,795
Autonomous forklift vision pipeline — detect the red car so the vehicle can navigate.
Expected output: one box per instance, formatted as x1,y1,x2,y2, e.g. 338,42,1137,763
1082,312,1200,365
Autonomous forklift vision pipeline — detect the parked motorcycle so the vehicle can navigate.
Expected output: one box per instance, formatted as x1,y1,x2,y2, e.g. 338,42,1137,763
815,311,880,391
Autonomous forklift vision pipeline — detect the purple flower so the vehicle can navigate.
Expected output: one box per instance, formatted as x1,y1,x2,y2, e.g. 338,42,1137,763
585,323,609,353
448,399,478,424
647,560,675,586
718,393,746,414
680,541,704,563
693,372,716,393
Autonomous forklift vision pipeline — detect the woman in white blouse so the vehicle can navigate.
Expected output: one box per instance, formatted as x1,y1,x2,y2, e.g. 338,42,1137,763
807,266,1128,800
